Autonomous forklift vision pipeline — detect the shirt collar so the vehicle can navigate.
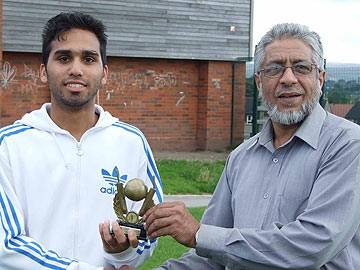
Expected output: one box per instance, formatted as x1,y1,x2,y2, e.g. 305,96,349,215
294,103,326,149
258,103,326,150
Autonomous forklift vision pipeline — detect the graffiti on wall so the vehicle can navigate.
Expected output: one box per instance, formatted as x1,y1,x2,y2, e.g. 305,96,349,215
20,64,47,94
0,62,17,89
104,69,182,105
0,62,47,94
1,61,191,107
107,70,177,92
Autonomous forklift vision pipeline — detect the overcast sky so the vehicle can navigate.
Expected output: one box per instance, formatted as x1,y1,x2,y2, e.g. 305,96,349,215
252,0,360,64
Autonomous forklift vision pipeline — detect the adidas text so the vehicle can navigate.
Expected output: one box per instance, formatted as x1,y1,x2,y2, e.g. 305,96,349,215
100,186,117,195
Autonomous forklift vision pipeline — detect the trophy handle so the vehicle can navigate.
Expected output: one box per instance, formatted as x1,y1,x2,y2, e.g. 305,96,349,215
138,188,155,217
113,182,128,217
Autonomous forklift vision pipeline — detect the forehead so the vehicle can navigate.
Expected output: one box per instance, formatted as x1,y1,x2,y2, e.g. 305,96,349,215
263,38,313,65
49,28,100,55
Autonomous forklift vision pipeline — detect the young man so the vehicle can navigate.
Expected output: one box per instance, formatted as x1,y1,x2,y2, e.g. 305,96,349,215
0,12,163,270
142,23,360,269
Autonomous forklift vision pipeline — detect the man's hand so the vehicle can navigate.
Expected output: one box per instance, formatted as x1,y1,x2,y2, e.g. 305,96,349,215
143,202,200,248
99,221,138,253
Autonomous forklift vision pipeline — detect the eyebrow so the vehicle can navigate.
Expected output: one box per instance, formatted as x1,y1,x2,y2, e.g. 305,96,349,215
53,49,100,57
266,58,310,66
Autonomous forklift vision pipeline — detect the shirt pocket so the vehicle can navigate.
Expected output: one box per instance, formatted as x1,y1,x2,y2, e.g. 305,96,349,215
276,170,314,222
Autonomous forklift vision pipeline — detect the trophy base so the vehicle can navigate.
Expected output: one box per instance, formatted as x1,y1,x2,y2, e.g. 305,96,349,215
117,220,148,241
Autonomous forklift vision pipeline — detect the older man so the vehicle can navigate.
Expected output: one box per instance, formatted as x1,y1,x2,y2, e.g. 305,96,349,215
143,23,360,269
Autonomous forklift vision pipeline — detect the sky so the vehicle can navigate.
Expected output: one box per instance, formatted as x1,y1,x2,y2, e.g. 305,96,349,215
252,0,360,64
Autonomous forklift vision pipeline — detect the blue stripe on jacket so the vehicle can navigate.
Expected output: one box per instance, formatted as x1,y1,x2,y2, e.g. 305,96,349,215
0,186,74,269
112,121,163,203
0,124,33,145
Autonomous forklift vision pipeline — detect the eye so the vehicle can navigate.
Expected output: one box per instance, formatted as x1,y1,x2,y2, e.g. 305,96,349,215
57,55,70,63
264,65,283,76
84,56,96,64
293,63,312,74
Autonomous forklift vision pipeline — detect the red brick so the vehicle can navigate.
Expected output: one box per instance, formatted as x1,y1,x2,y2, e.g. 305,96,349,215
0,52,245,151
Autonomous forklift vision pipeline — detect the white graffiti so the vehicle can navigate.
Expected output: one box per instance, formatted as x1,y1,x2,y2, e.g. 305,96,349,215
106,89,114,100
19,64,46,94
176,91,186,106
107,70,177,91
212,79,221,89
0,61,17,89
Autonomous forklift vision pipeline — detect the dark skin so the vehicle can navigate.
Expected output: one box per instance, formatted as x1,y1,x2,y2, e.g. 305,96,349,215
144,202,200,248
99,221,139,253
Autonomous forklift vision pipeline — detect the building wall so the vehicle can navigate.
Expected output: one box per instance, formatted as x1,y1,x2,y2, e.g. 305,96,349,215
0,52,245,151
3,0,252,61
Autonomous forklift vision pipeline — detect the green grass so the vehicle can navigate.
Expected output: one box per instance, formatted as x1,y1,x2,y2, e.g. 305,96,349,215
157,160,225,194
138,207,206,270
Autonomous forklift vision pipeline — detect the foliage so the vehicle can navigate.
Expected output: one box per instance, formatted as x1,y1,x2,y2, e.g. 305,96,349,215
138,207,206,270
156,160,225,194
326,79,360,104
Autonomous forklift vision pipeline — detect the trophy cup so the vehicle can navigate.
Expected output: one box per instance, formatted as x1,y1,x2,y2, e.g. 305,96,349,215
113,174,156,241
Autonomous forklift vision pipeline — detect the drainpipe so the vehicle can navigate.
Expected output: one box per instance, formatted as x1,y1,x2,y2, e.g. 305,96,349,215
319,59,327,108
230,62,237,148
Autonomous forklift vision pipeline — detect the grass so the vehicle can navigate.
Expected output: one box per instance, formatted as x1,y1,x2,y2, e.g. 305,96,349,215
156,160,225,194
138,207,206,270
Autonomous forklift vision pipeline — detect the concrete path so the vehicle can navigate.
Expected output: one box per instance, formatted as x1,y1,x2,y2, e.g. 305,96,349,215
164,194,212,208
154,151,228,161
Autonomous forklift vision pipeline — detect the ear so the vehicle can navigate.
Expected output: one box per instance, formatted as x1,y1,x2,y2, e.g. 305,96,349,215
254,72,262,91
318,70,325,89
317,70,325,96
40,64,48,84
101,65,108,85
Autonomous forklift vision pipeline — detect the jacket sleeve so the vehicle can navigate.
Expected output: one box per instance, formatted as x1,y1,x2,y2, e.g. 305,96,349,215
0,154,103,270
195,139,360,269
103,134,163,268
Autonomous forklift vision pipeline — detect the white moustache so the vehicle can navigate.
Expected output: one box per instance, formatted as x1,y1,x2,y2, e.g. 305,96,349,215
275,88,304,97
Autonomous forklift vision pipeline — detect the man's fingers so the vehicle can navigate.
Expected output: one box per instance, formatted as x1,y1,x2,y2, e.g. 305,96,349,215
127,230,139,248
145,202,186,225
146,215,174,236
144,202,185,219
111,221,128,244
100,221,114,243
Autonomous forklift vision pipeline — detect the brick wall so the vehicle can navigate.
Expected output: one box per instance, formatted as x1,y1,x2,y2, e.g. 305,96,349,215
0,52,245,151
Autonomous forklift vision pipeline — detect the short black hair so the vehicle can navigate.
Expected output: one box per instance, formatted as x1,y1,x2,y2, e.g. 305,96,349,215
42,12,107,66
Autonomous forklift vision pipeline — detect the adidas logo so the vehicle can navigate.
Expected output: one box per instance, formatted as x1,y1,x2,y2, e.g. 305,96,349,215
100,166,128,195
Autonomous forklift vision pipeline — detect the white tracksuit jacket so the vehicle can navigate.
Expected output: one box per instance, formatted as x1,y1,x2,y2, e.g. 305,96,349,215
0,103,164,270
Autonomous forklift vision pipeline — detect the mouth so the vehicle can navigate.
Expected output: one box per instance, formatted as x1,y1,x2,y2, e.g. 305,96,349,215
64,81,87,92
275,90,304,106
278,92,303,99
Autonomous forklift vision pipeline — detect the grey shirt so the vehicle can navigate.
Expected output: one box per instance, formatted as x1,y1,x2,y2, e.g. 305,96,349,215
157,104,360,270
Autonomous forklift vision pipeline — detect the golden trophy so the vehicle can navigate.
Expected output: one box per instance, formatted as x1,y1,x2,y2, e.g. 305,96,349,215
113,174,155,240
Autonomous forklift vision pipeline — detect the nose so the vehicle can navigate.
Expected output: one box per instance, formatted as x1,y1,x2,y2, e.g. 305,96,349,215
68,59,83,77
279,66,298,86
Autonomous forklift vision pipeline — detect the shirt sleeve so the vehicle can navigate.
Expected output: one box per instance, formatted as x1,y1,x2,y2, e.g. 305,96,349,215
195,138,360,269
0,154,104,270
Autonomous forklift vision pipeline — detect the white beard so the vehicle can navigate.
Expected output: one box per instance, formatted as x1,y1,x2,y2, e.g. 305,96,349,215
259,85,322,125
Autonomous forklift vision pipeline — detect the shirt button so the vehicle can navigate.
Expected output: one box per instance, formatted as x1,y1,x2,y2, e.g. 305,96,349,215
273,158,279,163
263,193,269,199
